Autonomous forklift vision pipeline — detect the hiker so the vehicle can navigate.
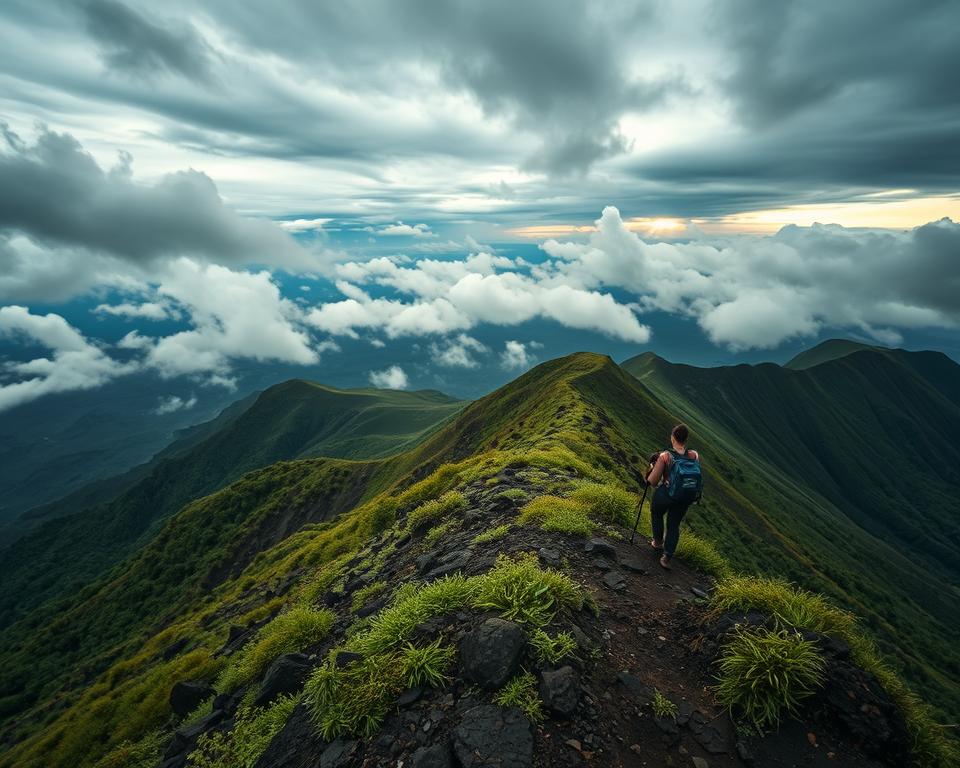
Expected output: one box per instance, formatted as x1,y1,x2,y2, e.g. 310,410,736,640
645,423,701,569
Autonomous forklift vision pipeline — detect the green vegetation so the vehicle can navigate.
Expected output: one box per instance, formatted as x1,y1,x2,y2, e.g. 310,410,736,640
676,534,732,579
474,552,584,626
91,729,166,768
187,694,297,768
217,606,335,692
423,519,460,548
350,580,388,612
494,671,543,723
406,491,467,531
568,482,636,526
497,488,528,501
651,689,678,721
518,496,595,536
400,638,456,688
714,627,825,729
472,524,511,545
529,628,577,665
518,482,637,537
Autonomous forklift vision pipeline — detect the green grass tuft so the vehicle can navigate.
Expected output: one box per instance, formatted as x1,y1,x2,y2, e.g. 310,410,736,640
423,519,460,548
676,533,732,579
400,638,456,688
494,671,544,723
472,524,511,545
406,491,467,531
651,689,678,720
474,552,583,626
568,482,636,526
91,729,166,768
518,496,595,537
529,628,578,665
217,606,335,692
714,626,825,730
186,694,297,768
350,581,388,612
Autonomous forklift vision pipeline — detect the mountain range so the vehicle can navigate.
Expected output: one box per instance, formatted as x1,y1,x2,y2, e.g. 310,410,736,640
0,340,955,768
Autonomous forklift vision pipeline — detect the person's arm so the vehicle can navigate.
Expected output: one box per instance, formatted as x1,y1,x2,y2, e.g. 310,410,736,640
646,452,668,486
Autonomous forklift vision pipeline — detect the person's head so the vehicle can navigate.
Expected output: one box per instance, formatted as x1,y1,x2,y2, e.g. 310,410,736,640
670,423,689,450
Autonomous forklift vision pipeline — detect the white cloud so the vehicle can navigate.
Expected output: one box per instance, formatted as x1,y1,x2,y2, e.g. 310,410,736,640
429,334,489,368
278,218,332,232
379,222,435,238
0,306,135,412
94,301,172,321
154,394,198,415
501,340,539,370
369,364,408,389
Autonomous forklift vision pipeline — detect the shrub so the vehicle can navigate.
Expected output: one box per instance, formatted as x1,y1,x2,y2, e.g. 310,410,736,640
529,628,577,665
187,694,296,768
351,581,387,613
472,524,511,545
494,671,543,723
714,626,825,729
424,519,459,548
474,553,583,626
651,689,678,720
406,491,467,531
217,606,335,691
400,638,456,688
518,496,595,537
568,483,636,526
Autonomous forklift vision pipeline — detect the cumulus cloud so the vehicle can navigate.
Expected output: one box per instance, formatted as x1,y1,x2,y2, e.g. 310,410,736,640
429,334,488,368
94,301,173,320
153,393,197,415
378,222,435,238
540,207,960,350
369,365,408,389
0,306,135,412
500,340,540,371
280,218,332,233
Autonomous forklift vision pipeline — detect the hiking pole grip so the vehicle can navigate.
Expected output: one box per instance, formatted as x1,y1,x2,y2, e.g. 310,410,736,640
630,483,650,544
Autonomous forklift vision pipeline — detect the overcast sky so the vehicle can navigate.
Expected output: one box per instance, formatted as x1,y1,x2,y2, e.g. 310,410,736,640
1,0,959,412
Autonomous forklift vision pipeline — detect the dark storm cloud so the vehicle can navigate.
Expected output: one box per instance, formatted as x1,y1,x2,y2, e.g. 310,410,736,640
0,124,306,268
81,0,212,80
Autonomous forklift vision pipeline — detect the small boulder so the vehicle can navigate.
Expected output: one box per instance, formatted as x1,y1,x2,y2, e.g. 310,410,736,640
169,680,214,718
602,570,626,590
452,705,533,768
584,539,617,560
254,653,312,707
460,618,526,690
320,738,358,768
411,742,454,768
539,666,580,717
537,547,560,567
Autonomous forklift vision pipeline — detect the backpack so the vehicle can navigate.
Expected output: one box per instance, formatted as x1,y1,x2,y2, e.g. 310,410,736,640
666,449,702,505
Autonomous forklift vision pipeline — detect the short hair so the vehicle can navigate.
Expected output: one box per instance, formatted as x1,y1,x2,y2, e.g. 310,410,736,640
671,423,689,445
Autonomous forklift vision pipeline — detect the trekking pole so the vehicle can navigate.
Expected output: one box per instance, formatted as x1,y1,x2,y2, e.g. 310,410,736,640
630,483,649,544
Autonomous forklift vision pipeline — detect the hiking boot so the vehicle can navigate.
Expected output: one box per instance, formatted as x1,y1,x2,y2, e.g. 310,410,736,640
659,554,671,569
650,539,663,552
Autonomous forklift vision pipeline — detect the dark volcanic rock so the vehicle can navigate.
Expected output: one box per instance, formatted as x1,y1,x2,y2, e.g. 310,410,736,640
162,636,189,660
424,550,472,580
334,650,363,668
356,595,389,618
537,547,560,567
169,680,214,718
254,653,312,707
539,666,580,716
320,738,358,768
616,671,655,705
452,705,533,768
398,686,424,707
254,702,327,768
163,709,224,761
460,618,526,690
584,538,617,560
602,570,626,590
689,710,728,754
411,742,454,768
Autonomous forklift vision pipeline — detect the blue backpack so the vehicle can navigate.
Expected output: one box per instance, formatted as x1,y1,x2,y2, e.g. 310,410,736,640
666,449,702,505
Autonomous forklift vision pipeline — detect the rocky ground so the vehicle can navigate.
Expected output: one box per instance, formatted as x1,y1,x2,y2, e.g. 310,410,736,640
158,466,911,768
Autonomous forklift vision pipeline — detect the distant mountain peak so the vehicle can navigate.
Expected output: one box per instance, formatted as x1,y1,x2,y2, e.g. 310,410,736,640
784,338,882,370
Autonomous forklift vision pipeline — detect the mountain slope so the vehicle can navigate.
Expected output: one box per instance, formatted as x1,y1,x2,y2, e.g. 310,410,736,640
784,338,877,369
622,348,960,721
0,352,953,768
0,382,463,630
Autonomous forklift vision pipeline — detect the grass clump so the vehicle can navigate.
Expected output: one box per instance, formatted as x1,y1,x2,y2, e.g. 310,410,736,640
217,606,335,692
651,689,678,720
351,581,387,612
472,524,511,545
475,552,583,626
676,533,731,579
424,519,459,548
497,488,528,501
91,729,165,768
518,496,595,537
406,491,467,531
187,694,296,768
494,671,543,723
714,626,825,730
529,628,577,665
401,638,456,688
568,482,636,526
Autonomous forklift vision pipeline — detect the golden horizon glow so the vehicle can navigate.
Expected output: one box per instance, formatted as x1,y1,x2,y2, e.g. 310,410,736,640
506,195,960,238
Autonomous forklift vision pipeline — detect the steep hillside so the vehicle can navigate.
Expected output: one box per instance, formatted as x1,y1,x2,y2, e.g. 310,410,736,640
622,348,960,722
0,382,462,630
784,338,877,369
0,353,953,768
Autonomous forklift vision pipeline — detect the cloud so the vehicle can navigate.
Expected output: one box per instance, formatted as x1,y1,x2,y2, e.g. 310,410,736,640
0,125,315,301
81,0,212,80
429,334,488,368
369,364,408,389
0,306,135,412
378,222,435,238
500,340,540,371
153,393,197,415
93,301,172,320
279,218,332,233
540,207,960,350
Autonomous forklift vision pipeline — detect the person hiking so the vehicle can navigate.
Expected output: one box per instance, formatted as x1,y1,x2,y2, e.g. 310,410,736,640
645,423,701,569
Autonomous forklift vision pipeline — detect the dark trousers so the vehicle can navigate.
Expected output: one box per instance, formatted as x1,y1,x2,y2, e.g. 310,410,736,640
650,486,689,557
